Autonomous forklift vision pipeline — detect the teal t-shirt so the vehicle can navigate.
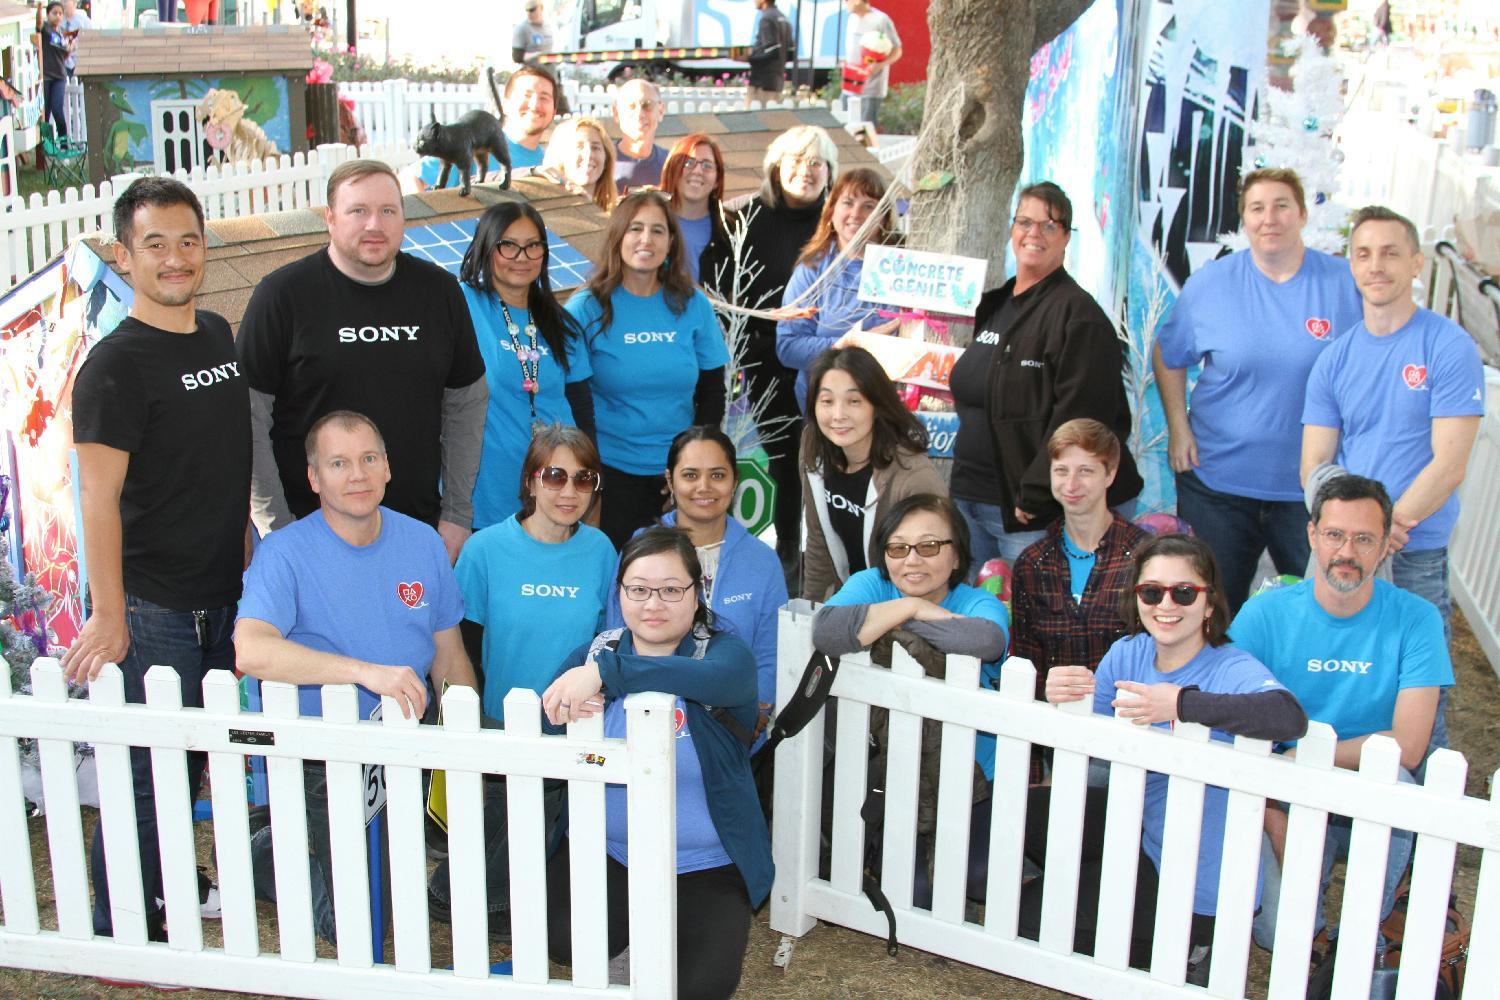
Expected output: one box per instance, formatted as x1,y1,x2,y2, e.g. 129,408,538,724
454,515,616,722
464,290,592,529
824,568,1010,779
567,286,729,475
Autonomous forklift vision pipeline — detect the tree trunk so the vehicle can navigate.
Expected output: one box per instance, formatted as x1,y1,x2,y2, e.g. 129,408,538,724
907,0,1091,290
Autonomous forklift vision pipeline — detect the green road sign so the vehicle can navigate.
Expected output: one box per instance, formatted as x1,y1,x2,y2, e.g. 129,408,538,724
733,458,777,537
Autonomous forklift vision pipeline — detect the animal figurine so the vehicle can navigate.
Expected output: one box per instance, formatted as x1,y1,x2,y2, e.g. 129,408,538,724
413,109,511,197
197,89,279,165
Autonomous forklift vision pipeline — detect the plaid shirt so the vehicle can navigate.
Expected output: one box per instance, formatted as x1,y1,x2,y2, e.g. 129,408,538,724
1010,514,1151,700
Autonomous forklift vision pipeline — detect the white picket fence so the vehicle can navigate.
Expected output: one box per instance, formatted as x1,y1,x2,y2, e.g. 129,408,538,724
0,141,418,291
1453,370,1500,679
0,659,679,996
770,604,1500,999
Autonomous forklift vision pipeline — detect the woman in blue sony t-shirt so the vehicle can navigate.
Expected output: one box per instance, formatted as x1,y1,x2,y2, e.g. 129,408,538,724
1025,533,1306,983
542,527,768,1000
566,191,730,548
459,201,595,530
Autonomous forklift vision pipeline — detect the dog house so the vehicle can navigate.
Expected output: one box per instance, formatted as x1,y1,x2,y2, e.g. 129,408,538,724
72,23,312,185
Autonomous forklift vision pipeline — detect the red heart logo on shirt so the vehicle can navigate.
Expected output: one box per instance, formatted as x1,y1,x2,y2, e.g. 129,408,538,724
1305,317,1331,339
1402,364,1428,390
673,707,686,734
397,581,424,607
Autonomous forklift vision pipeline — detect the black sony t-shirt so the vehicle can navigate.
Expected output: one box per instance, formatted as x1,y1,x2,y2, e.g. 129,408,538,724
71,313,251,610
236,250,485,525
948,295,1019,502
822,464,874,575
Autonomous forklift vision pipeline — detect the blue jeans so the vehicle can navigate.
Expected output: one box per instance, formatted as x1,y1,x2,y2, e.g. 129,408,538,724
1251,767,1416,951
43,78,67,137
1390,546,1452,763
90,595,237,938
955,498,1044,582
1174,470,1311,615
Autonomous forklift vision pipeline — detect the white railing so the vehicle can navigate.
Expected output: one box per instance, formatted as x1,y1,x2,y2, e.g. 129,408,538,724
1453,371,1500,679
0,659,679,997
770,605,1500,999
64,77,85,144
0,141,419,291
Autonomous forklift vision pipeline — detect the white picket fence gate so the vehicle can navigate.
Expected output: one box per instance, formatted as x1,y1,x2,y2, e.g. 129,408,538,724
0,660,681,997
770,604,1500,999
0,141,418,291
1452,369,1500,678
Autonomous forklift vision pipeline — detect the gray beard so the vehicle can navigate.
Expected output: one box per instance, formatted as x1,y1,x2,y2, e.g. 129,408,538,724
1323,561,1367,594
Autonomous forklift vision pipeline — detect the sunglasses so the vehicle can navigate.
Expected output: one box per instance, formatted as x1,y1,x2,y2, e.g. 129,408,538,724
1134,583,1210,606
884,539,954,559
534,467,601,492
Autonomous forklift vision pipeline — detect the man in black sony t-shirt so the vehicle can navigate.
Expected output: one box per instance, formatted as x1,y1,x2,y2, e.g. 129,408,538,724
62,177,250,944
237,158,487,563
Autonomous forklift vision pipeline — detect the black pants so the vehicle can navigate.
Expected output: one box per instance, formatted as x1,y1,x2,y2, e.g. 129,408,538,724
546,841,751,999
1018,786,1214,969
742,332,803,562
428,774,565,917
600,464,667,549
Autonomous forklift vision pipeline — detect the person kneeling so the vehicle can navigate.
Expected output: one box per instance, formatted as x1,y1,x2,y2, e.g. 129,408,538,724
541,527,768,999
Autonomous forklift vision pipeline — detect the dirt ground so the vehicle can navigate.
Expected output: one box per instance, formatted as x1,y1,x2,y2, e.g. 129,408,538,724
5,609,1497,1000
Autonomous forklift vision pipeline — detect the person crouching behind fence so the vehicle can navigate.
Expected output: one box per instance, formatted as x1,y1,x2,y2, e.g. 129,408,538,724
1030,533,1307,984
1229,473,1452,958
541,527,768,998
234,409,478,945
811,493,1009,907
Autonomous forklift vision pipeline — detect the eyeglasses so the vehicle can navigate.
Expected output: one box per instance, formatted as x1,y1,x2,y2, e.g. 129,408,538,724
884,539,954,559
1012,216,1065,236
682,156,717,173
497,239,546,260
1134,583,1211,606
621,584,692,603
534,467,601,492
1314,527,1381,554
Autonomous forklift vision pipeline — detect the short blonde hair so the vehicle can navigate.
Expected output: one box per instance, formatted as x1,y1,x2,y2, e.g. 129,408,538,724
543,117,618,212
759,125,838,208
326,158,401,209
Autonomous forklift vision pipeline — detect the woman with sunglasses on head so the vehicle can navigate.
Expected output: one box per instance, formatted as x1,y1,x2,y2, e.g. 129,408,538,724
568,191,730,548
947,181,1142,572
1023,533,1306,981
661,133,728,284
460,201,595,531
542,528,768,999
606,426,788,755
427,424,615,935
775,167,899,411
800,345,945,602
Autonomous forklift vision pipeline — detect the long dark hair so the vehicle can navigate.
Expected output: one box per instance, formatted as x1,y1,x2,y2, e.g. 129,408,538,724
582,191,696,342
1119,533,1231,647
459,201,583,374
801,346,928,474
617,526,715,633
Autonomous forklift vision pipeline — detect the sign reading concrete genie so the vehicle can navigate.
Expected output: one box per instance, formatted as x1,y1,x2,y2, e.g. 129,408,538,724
859,245,988,316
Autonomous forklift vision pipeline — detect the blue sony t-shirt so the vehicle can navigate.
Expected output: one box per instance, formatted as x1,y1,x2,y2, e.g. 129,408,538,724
1230,578,1452,744
456,515,616,722
464,291,592,529
1302,307,1486,551
1157,248,1362,500
567,285,730,475
824,568,1010,779
238,508,465,719
1094,633,1286,915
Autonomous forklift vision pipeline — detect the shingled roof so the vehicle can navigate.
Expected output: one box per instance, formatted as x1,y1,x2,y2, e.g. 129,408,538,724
74,25,315,78
86,106,885,331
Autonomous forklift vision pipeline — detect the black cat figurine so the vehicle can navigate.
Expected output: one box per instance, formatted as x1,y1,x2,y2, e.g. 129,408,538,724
413,109,512,197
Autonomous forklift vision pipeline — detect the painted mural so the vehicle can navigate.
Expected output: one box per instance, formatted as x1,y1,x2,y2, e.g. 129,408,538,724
96,74,290,176
0,243,132,649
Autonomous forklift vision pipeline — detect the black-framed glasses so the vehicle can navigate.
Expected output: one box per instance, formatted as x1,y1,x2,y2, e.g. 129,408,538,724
534,467,601,492
1134,583,1210,606
497,239,547,260
621,584,692,603
682,156,717,173
1011,216,1066,236
1314,527,1381,554
884,539,954,559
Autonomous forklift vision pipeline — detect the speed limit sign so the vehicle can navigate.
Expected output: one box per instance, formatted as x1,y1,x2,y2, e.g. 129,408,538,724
733,459,777,537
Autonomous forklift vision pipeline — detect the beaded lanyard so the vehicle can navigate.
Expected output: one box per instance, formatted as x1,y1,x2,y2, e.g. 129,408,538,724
498,299,542,420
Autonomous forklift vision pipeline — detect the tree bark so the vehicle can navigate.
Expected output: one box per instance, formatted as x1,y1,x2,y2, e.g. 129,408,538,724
907,0,1091,290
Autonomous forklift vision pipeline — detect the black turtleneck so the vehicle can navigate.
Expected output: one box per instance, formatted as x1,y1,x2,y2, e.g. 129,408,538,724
709,194,825,343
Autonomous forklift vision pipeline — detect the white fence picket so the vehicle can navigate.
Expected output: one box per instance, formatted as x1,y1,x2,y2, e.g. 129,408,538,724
769,600,821,939
565,710,609,989
1330,737,1403,998
983,661,1034,942
89,661,147,945
1149,722,1209,986
201,671,258,958
1205,734,1272,997
622,693,677,997
440,686,488,980
0,668,39,936
30,660,90,939
879,645,924,914
1039,699,1089,956
1094,715,1146,970
829,691,870,895
261,680,316,963
931,654,980,924
320,684,373,968
145,664,203,953
381,693,430,972
1395,750,1465,1000
503,686,550,984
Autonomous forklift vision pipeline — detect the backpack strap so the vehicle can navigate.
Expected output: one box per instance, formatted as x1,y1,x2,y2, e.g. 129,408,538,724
761,650,840,753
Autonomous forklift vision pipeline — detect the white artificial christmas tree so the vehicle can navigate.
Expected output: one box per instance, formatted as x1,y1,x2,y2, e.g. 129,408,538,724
1223,36,1348,254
